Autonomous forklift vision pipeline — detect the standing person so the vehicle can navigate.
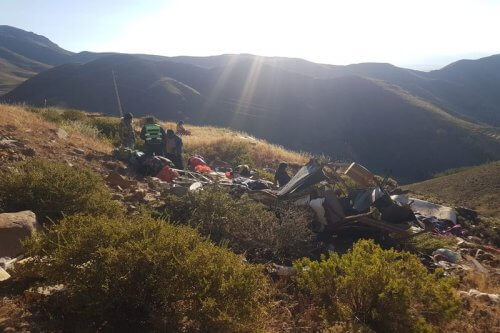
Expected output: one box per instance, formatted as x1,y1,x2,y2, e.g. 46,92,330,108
119,113,135,149
165,129,184,169
140,117,166,156
274,162,291,187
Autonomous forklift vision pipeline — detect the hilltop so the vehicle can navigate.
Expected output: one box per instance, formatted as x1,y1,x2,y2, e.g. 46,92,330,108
0,26,73,94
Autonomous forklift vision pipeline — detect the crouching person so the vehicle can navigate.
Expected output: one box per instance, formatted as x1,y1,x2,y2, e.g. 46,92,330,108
140,117,166,156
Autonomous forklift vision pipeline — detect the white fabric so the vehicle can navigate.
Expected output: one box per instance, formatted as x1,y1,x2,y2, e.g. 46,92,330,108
309,198,328,230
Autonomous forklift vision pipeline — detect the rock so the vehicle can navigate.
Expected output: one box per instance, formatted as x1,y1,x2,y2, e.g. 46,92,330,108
127,189,147,201
24,284,65,302
21,147,36,157
73,148,85,155
0,211,40,258
106,171,137,189
466,289,500,304
55,128,68,139
169,185,189,197
0,139,19,149
112,193,125,201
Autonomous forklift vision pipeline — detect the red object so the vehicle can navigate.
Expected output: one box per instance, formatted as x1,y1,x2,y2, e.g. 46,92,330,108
194,165,212,173
156,166,179,183
188,156,206,169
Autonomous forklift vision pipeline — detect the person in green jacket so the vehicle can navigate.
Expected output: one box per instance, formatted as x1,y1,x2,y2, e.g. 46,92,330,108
140,117,166,156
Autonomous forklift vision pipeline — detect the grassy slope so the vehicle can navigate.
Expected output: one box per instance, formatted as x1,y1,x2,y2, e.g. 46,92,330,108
0,104,308,169
404,161,500,218
0,104,111,154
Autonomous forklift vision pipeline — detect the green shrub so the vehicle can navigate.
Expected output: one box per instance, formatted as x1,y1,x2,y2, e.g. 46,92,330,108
89,117,120,140
22,214,270,331
0,159,121,223
403,233,458,255
161,186,315,263
294,239,460,333
61,109,87,122
40,108,63,123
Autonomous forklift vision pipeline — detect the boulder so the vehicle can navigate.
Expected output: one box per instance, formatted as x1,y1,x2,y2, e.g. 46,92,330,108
0,211,40,258
55,128,68,139
106,171,137,189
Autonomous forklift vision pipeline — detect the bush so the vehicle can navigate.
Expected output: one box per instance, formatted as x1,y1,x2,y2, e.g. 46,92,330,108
61,109,87,122
22,214,270,331
89,117,120,141
161,186,315,263
0,159,121,223
294,239,460,333
40,108,63,123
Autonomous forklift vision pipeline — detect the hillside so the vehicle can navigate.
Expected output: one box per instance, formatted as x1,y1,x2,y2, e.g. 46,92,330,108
0,25,73,94
4,53,500,182
1,103,499,332
405,161,500,219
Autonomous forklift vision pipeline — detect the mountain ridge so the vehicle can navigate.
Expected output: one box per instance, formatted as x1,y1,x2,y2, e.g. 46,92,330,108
2,26,500,182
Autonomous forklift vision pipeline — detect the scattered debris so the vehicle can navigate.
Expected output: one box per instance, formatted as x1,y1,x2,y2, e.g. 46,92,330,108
459,289,500,304
433,248,461,263
0,266,11,281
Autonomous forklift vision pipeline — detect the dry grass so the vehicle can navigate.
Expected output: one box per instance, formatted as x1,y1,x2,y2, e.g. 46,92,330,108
156,121,309,168
0,104,112,154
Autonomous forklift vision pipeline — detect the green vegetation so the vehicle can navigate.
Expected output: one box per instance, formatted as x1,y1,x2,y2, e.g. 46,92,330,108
161,186,315,263
403,233,458,255
294,240,460,333
61,109,87,122
22,214,270,331
88,117,120,141
0,159,121,223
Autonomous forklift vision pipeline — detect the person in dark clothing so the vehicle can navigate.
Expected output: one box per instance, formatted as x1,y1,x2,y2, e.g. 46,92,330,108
164,129,184,169
140,117,166,156
119,113,135,149
274,162,291,187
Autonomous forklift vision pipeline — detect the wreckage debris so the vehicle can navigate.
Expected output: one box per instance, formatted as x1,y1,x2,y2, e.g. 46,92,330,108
111,146,472,243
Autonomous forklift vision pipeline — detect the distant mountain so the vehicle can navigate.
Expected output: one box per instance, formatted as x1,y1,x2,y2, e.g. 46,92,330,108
5,53,500,182
2,26,500,181
0,25,73,94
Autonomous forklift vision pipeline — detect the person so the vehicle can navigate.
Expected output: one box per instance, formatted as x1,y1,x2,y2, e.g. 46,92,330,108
140,117,166,156
118,113,135,149
164,129,184,169
176,120,191,136
274,162,291,187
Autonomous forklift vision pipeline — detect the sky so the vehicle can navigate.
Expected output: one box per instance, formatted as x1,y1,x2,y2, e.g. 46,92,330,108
1,0,500,70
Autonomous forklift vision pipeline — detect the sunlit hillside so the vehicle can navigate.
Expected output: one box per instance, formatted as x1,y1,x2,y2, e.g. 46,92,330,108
0,103,308,169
